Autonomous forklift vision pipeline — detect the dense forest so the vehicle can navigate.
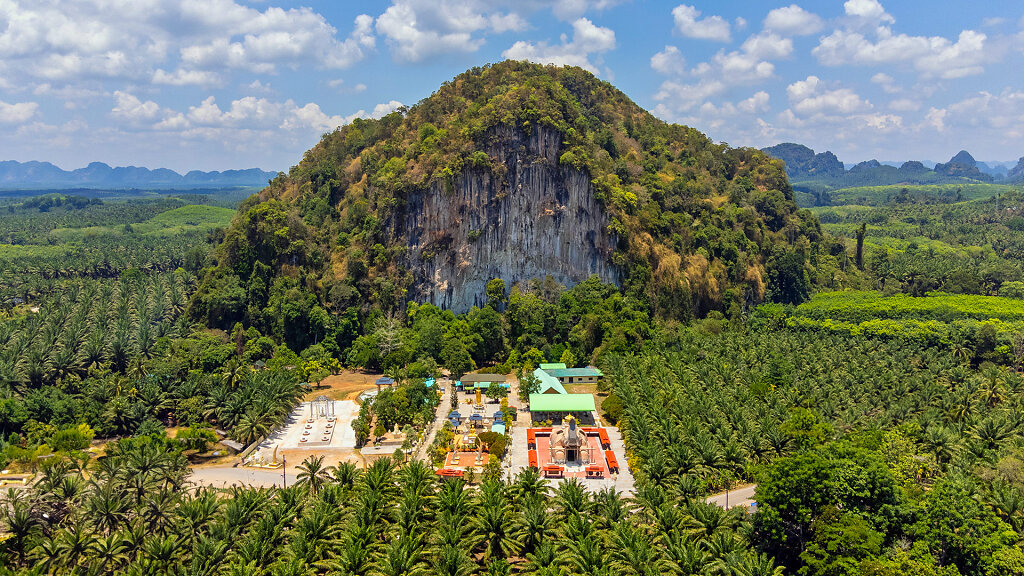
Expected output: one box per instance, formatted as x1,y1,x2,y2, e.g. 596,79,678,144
4,62,1024,576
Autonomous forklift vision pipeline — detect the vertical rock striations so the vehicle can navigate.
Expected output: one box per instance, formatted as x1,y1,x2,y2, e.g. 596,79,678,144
389,125,619,312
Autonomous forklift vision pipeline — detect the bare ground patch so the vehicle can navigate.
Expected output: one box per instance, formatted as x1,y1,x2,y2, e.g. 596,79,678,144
305,370,383,402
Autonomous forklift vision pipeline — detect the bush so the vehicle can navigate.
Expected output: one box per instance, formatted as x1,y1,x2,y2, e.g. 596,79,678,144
176,426,218,453
48,424,94,452
999,281,1024,299
477,431,507,457
135,419,166,438
601,393,624,424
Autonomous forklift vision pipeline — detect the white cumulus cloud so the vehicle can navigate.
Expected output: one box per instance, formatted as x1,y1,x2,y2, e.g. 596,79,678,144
153,68,221,86
741,33,793,60
0,1,375,87
843,0,894,24
111,91,160,122
672,5,731,42
814,0,988,79
0,99,39,124
786,76,872,116
764,5,823,36
651,46,686,76
503,18,615,74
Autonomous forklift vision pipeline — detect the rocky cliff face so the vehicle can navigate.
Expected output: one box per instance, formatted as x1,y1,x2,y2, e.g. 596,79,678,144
388,125,619,311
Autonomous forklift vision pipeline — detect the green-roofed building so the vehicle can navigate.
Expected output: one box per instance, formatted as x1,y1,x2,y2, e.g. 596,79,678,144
539,362,566,370
545,366,603,385
528,393,595,412
533,368,566,395
528,393,596,423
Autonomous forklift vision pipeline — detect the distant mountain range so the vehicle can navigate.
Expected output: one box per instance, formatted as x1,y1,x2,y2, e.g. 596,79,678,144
762,143,1024,186
0,160,279,190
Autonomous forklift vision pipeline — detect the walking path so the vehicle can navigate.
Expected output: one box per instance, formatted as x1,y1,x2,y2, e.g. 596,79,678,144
413,378,453,462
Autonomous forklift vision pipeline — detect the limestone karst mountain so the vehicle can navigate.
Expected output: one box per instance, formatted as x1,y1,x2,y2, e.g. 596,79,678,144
192,61,819,327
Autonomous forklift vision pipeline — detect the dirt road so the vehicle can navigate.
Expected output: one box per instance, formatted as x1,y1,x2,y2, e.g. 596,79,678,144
705,484,757,509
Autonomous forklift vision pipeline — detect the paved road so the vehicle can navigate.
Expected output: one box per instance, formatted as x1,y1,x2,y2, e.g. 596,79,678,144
706,484,757,509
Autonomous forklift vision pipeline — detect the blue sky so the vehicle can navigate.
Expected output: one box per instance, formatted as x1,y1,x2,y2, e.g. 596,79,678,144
1,0,1023,172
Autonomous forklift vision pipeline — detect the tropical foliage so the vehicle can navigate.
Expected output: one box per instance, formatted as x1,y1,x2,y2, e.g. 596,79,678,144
1,442,782,576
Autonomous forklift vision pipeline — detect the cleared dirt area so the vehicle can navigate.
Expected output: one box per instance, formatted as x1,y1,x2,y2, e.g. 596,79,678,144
304,370,383,402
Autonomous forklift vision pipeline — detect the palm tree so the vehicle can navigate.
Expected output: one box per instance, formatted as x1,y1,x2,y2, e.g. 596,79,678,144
553,478,591,520
979,364,1007,407
523,541,566,576
328,461,361,489
220,357,249,389
511,466,549,506
319,524,375,575
661,529,713,575
89,532,128,572
513,498,554,555
591,487,626,530
371,534,426,576
972,416,1011,451
472,497,520,560
950,336,972,365
233,410,273,445
86,482,128,535
296,455,331,495
2,497,40,566
434,544,476,576
563,532,607,576
734,552,785,576
923,425,956,468
608,521,665,576
53,522,96,572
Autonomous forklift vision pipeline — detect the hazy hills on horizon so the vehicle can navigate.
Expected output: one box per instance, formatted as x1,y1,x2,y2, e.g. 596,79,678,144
762,142,1024,186
0,159,280,190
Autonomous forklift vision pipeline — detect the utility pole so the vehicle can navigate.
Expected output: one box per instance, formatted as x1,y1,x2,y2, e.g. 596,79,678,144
282,455,287,489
